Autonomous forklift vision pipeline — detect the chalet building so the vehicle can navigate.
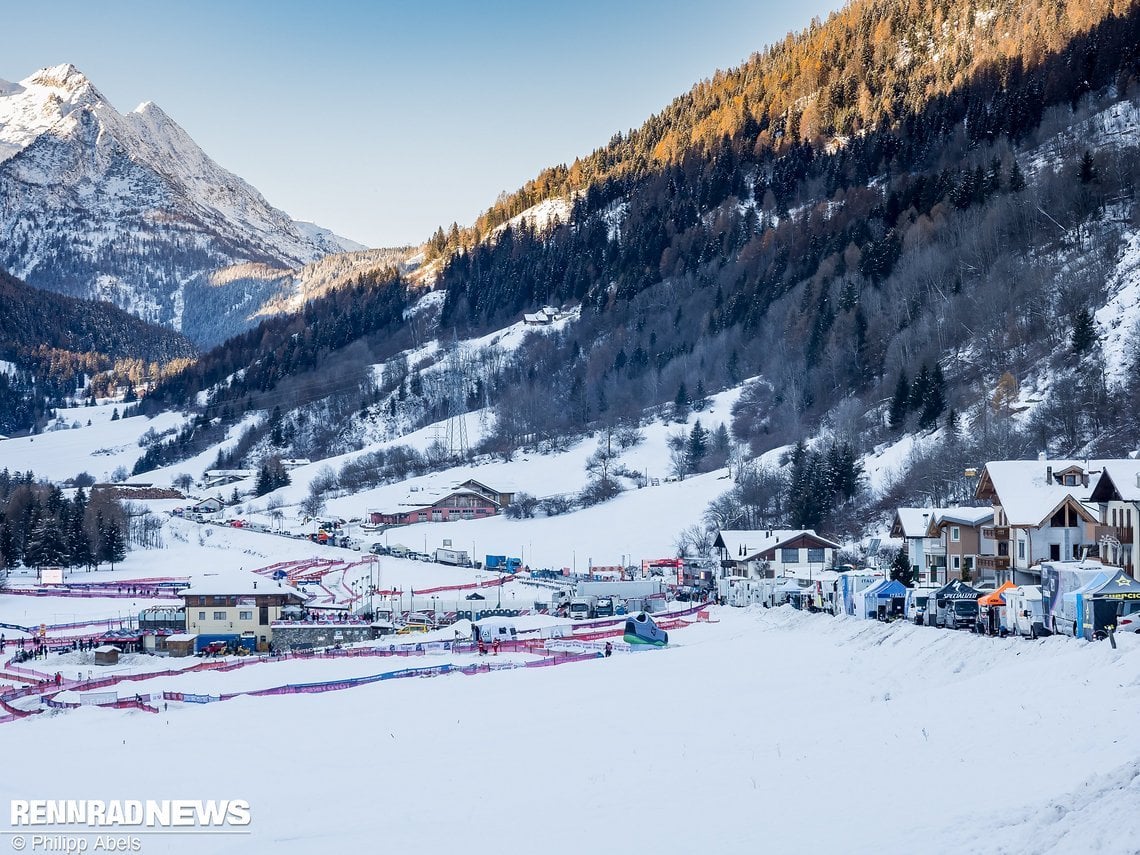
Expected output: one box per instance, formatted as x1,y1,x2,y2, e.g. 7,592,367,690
178,572,304,653
713,529,840,579
369,487,500,527
191,496,225,515
923,507,995,585
1087,461,1140,576
456,479,515,508
522,306,561,325
974,458,1106,585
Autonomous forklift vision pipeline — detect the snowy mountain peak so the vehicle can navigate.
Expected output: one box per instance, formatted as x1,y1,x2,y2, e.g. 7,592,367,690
0,63,371,343
25,63,91,92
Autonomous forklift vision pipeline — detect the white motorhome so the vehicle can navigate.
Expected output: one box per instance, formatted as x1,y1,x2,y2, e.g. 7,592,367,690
472,620,518,644
1007,585,1046,638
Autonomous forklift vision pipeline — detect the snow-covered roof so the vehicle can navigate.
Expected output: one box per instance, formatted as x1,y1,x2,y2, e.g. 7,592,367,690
166,633,197,642
924,506,995,534
93,645,120,653
892,508,936,539
372,486,500,514
714,529,839,561
177,571,303,600
976,459,1110,527
1089,460,1140,502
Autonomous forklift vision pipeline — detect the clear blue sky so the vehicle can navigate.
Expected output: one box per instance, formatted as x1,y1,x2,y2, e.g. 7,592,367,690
1,1,845,248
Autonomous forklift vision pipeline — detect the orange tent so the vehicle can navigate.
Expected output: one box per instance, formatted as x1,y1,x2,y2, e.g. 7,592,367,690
978,581,1016,606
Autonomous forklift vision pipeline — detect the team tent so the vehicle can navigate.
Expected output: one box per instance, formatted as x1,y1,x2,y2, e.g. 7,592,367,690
856,579,908,620
1088,570,1140,637
977,581,1017,635
931,580,983,626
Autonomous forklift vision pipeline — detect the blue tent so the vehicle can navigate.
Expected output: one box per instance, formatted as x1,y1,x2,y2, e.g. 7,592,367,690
872,580,907,599
858,580,907,619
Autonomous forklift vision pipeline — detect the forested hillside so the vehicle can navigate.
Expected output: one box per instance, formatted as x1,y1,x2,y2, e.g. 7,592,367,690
133,0,1140,501
428,0,1133,256
0,269,197,435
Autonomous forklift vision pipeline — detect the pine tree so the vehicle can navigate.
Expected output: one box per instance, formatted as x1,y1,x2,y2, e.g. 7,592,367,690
919,364,946,429
255,465,272,497
1078,150,1097,185
687,420,709,470
890,548,913,587
673,382,691,422
693,378,708,411
110,408,120,421
712,422,731,456
100,521,126,569
1071,307,1096,354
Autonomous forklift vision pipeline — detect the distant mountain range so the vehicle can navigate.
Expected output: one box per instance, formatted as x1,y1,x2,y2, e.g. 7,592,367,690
0,64,370,345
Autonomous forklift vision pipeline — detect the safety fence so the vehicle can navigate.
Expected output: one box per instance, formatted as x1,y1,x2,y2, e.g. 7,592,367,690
1,589,180,600
13,645,603,719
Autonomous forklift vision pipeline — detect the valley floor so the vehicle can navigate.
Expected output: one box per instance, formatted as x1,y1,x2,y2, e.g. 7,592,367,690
1,605,1137,854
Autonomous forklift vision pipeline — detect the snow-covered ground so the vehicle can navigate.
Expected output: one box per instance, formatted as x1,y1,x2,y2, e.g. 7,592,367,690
2,607,1137,853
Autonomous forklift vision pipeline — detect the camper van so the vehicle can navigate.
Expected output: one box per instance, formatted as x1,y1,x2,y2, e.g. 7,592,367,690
1007,586,1047,638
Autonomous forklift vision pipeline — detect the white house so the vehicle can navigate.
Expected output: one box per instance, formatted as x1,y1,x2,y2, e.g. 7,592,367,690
974,458,1107,585
713,529,839,579
1087,460,1140,576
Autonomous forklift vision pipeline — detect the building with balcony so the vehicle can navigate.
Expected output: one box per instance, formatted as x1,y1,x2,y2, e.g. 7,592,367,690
178,572,305,653
369,485,501,527
1087,461,1140,576
974,458,1106,585
713,529,840,579
923,507,995,585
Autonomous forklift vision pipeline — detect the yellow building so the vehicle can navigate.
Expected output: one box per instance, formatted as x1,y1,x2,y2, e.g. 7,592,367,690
178,572,304,653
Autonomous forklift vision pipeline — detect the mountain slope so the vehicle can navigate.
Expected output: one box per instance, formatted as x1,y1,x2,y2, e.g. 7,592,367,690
0,267,197,434
0,64,359,344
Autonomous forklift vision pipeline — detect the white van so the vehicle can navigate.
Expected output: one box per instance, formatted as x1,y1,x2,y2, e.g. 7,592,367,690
1007,586,1047,638
472,620,518,644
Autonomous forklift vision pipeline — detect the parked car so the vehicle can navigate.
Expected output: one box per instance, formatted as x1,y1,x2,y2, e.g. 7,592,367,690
1113,600,1140,632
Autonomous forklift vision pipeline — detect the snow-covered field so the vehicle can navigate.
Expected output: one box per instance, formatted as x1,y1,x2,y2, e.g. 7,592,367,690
2,607,1138,854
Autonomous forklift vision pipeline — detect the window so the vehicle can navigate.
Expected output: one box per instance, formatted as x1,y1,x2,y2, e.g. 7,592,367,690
1050,544,1061,561
197,611,205,620
213,611,226,620
807,548,825,564
952,555,961,570
239,610,253,621
951,526,960,543
781,548,799,564
1018,541,1025,560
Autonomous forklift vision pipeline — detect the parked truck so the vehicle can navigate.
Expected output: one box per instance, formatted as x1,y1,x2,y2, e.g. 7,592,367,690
484,555,522,573
433,547,471,567
594,596,615,618
569,595,597,620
